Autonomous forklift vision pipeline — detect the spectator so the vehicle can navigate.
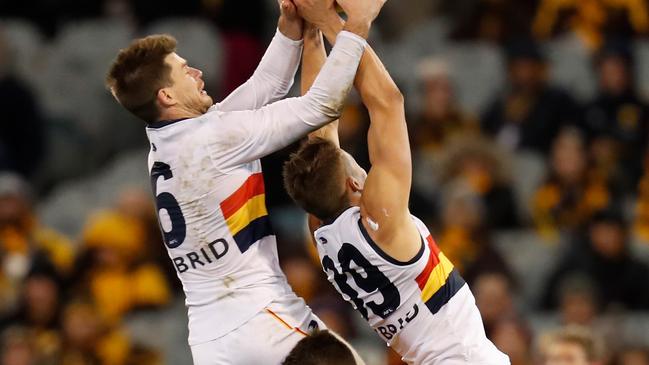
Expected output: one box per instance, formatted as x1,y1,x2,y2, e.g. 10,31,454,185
0,173,73,315
1,327,36,365
448,0,538,44
490,317,534,365
532,129,616,237
59,300,130,365
412,57,479,154
610,347,649,365
435,183,514,285
114,187,180,293
533,0,649,50
410,58,480,210
581,42,648,190
473,272,517,338
437,135,520,229
539,326,605,365
0,32,46,180
0,264,63,363
482,39,579,154
541,209,649,310
72,204,171,325
634,154,649,242
557,276,600,327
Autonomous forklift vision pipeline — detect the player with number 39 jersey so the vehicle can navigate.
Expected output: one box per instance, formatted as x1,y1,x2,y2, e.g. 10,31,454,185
283,6,510,365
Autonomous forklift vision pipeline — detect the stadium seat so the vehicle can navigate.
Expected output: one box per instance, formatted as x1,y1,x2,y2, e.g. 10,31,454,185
635,40,649,99
0,19,45,88
39,19,134,138
145,18,223,93
545,33,596,102
493,229,562,308
437,42,505,114
38,149,150,238
510,150,547,222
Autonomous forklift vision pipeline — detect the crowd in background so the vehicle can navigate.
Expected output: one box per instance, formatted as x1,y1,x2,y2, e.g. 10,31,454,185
2,0,649,364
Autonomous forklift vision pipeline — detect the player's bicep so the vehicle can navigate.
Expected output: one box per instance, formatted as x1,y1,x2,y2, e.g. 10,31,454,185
360,163,411,232
366,104,412,193
360,106,412,229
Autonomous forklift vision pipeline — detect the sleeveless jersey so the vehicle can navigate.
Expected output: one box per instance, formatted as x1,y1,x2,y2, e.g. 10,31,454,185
314,206,509,364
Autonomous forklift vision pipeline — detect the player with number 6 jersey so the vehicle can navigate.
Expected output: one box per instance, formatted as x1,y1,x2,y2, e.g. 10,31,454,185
283,3,510,364
105,0,387,363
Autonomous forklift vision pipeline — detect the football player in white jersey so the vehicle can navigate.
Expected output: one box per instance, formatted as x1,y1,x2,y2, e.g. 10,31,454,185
283,2,511,364
105,0,385,363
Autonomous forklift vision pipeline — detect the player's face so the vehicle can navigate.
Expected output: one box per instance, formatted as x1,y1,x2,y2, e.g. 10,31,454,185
545,342,590,365
164,52,213,114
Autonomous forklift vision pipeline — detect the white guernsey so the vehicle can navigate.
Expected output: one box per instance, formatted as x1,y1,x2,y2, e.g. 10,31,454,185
146,30,367,362
108,0,388,361
282,4,510,363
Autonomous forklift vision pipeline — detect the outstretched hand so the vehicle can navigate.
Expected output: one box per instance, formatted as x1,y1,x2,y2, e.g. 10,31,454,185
338,0,386,38
294,0,337,28
279,0,300,20
278,0,304,41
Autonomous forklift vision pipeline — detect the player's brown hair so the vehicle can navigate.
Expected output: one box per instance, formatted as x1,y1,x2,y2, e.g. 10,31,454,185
546,326,603,362
283,138,350,222
105,34,177,122
282,330,357,365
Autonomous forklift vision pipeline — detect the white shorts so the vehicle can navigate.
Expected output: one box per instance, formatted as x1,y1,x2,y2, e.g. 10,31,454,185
190,293,325,365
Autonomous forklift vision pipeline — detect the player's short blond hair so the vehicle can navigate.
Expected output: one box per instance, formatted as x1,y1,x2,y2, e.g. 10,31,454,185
106,34,177,122
283,138,350,221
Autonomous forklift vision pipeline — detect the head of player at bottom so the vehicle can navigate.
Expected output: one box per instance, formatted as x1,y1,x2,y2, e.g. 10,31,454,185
282,330,359,365
105,35,213,123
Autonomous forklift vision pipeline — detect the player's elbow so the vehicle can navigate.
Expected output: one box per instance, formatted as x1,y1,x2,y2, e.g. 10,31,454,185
305,90,344,120
368,85,404,110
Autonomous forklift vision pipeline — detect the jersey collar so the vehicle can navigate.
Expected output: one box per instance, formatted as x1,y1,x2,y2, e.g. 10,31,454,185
147,118,188,129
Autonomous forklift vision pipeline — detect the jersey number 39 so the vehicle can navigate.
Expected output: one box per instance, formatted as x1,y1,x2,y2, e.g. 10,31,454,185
322,243,400,320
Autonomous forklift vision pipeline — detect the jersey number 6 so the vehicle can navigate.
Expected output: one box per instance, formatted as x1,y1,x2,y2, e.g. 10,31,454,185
150,161,187,249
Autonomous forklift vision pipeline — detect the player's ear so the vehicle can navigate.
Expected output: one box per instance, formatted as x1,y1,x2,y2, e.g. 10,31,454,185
157,87,177,108
347,177,363,193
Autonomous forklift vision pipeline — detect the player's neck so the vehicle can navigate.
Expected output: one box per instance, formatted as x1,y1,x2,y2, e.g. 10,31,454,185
159,106,203,121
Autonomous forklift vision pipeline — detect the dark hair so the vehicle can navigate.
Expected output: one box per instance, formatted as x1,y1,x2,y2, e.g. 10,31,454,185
283,138,350,221
282,330,357,365
106,34,177,122
505,38,545,63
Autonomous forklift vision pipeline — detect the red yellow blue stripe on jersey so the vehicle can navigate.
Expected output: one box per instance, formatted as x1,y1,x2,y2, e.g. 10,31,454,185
415,236,465,314
220,173,273,253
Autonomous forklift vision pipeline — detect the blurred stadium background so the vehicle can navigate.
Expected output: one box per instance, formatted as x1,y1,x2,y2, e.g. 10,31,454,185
1,0,649,364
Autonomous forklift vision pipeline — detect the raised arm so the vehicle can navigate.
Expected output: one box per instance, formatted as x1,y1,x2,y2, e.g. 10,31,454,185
208,32,367,169
356,47,413,243
301,23,340,146
211,0,304,112
207,0,387,170
302,1,417,255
